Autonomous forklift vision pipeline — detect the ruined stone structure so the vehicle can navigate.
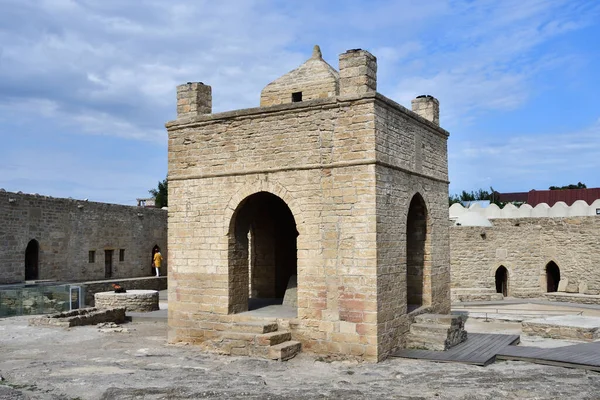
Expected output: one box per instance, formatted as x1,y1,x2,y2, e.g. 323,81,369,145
450,201,600,301
0,190,167,284
167,46,451,361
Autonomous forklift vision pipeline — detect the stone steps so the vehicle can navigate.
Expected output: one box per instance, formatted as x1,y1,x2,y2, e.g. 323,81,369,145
269,341,302,361
405,313,467,351
228,321,278,334
213,320,301,361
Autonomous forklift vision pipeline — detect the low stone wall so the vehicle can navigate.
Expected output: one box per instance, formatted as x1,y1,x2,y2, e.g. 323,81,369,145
80,276,167,306
95,290,159,312
545,292,600,305
29,307,126,327
522,315,600,341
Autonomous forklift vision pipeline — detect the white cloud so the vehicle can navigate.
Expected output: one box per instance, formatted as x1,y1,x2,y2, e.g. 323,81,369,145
450,119,600,192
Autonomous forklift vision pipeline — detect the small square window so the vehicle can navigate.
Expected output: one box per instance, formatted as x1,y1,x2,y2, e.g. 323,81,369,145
292,91,302,102
119,249,125,262
596,208,600,215
89,250,95,263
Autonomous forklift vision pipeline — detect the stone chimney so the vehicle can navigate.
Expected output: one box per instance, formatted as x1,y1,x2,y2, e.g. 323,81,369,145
338,49,377,96
176,82,212,119
411,95,439,126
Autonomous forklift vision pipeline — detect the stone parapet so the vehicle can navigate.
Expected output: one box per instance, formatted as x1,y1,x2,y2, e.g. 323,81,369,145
95,290,159,312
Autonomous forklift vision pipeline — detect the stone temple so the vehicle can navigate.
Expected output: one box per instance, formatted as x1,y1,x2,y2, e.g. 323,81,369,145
166,45,452,361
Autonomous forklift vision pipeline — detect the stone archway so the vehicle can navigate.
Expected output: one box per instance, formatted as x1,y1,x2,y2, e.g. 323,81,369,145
406,193,429,310
546,261,560,292
25,239,39,281
495,265,508,297
228,191,298,314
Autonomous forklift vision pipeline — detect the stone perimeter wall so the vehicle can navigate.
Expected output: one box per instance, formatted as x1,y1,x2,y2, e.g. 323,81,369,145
450,216,600,297
0,191,167,284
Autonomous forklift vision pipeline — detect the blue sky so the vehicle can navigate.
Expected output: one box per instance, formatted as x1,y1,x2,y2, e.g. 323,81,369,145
1,0,599,204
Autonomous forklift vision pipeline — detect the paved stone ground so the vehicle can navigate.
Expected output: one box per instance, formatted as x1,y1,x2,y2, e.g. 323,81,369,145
2,316,600,399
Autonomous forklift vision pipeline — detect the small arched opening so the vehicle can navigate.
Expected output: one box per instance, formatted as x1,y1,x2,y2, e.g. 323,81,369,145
495,266,508,297
228,192,298,314
406,193,429,311
25,239,40,281
546,261,561,292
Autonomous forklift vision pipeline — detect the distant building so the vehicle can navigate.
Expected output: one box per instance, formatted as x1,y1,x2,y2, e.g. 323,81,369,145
137,197,156,208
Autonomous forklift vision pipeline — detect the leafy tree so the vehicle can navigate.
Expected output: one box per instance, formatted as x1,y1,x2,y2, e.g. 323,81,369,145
449,187,500,206
149,177,168,208
549,182,586,190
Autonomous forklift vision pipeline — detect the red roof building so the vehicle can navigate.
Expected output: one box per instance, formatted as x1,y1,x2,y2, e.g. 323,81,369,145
498,188,600,207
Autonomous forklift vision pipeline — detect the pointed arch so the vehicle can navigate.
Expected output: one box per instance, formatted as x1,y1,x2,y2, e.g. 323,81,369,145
25,239,39,281
495,265,508,297
545,261,561,292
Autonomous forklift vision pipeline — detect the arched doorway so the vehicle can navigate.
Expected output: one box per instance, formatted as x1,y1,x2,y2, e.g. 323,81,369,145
406,193,428,311
152,245,160,275
495,266,508,297
546,261,560,292
228,192,298,314
25,239,39,281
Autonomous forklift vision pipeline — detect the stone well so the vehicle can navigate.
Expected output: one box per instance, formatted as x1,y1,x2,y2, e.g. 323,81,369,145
95,290,159,312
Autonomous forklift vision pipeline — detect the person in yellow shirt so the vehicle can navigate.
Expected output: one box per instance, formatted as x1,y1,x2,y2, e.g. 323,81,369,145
153,250,163,277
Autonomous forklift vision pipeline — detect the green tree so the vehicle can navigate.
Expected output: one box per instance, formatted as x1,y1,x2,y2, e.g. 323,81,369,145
449,187,500,206
149,178,168,208
549,182,586,190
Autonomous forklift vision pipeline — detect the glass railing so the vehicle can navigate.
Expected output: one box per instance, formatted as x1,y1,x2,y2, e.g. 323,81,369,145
0,283,84,318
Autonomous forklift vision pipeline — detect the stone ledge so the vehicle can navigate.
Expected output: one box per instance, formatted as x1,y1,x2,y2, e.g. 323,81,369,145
29,307,126,327
522,315,600,341
545,292,600,305
95,290,159,312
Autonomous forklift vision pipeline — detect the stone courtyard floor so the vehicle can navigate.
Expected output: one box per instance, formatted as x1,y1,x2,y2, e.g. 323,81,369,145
2,313,600,399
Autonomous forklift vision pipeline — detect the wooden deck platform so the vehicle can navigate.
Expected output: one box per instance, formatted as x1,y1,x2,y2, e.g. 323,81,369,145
391,333,520,366
497,341,600,371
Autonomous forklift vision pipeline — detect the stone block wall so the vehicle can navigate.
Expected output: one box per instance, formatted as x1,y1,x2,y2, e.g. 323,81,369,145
167,46,450,362
0,191,167,284
167,95,381,359
373,97,450,358
450,216,600,297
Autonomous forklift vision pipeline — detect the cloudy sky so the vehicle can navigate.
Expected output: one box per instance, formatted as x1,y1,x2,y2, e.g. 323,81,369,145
1,0,599,204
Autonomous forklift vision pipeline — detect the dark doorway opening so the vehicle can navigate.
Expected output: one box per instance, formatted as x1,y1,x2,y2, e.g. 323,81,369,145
228,192,298,314
407,193,428,311
152,245,160,275
25,239,39,281
105,250,114,279
495,266,508,297
546,261,560,292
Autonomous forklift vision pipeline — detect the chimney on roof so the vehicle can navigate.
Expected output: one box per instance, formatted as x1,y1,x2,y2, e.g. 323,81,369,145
411,95,440,126
176,82,212,119
338,48,377,97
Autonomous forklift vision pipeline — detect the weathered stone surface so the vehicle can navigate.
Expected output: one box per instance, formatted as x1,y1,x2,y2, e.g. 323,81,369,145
557,278,569,292
95,290,159,312
29,307,126,327
522,315,600,341
406,313,467,351
451,288,504,302
282,275,297,307
0,191,167,284
545,292,600,305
